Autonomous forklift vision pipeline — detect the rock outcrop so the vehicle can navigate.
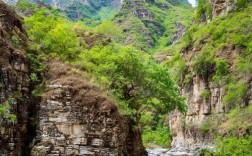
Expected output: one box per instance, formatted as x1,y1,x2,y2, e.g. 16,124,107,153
31,60,147,156
212,0,235,18
0,1,30,155
172,22,186,44
170,75,252,147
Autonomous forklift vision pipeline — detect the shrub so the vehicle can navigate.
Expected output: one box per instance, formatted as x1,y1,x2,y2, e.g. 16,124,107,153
199,118,212,135
236,49,252,77
223,82,248,107
184,73,193,84
212,59,230,84
215,136,252,155
200,149,214,156
195,0,213,21
200,89,211,101
142,115,172,148
0,97,17,123
192,49,215,78
236,0,248,9
165,53,186,83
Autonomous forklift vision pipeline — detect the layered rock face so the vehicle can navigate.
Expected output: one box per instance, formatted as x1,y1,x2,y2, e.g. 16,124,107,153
170,75,252,148
170,75,225,148
0,1,30,155
32,60,147,156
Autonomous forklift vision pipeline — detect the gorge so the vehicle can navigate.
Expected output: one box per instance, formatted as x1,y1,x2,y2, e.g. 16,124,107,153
1,0,252,155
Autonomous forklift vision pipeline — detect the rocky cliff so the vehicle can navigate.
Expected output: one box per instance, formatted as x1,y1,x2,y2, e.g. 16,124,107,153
31,60,147,156
197,0,236,22
0,1,30,155
168,0,252,151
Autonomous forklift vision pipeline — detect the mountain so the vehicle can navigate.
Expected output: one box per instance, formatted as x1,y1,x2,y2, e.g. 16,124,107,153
30,0,122,21
114,0,193,51
18,0,193,51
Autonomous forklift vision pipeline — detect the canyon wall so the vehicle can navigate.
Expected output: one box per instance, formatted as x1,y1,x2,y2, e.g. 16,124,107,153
169,0,252,150
170,76,252,148
0,1,30,155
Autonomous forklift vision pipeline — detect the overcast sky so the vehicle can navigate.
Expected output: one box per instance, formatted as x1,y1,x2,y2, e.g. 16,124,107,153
188,0,197,7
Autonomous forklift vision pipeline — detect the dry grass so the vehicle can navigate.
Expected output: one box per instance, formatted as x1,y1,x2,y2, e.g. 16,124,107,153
44,59,118,113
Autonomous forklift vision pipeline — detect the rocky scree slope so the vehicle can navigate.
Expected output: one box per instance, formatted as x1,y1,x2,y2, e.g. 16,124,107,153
0,1,146,155
164,0,252,150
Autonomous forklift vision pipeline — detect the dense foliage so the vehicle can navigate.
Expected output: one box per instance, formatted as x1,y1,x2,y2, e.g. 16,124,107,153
214,136,252,156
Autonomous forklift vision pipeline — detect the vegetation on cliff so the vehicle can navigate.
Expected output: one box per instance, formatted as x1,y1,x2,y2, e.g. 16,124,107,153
0,98,16,123
161,0,252,154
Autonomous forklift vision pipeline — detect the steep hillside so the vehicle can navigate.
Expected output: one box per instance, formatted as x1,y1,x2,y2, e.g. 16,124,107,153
158,0,252,154
23,0,122,21
114,0,193,51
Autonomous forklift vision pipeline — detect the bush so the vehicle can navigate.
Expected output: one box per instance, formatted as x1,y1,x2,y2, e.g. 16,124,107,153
236,0,248,9
0,97,17,123
165,53,186,83
192,49,215,78
200,149,214,156
200,89,211,101
199,118,212,135
195,0,213,21
223,82,248,107
215,136,252,156
184,73,193,84
212,59,230,84
142,115,172,148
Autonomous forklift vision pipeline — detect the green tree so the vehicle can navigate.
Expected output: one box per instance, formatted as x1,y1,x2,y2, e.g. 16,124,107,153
78,44,186,117
43,22,81,60
25,8,81,60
